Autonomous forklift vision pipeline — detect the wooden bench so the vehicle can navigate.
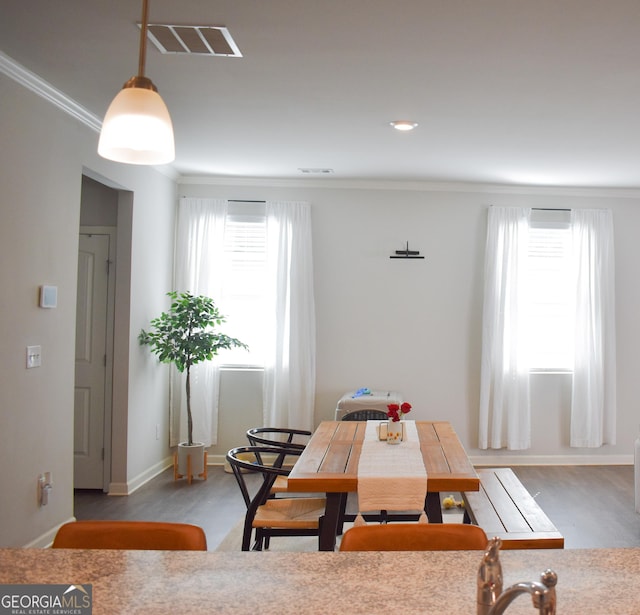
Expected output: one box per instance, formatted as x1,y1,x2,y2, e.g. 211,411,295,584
462,467,564,549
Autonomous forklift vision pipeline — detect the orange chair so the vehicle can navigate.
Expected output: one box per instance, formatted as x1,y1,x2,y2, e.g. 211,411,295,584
339,523,488,551
52,520,207,551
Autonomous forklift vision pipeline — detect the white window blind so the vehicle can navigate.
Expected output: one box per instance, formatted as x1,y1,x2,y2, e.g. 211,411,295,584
217,205,267,366
526,213,574,371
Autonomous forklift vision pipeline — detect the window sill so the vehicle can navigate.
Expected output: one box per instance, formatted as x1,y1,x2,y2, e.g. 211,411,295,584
219,364,264,372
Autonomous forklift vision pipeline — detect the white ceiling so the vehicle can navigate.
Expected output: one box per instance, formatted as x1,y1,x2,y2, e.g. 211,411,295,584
3,0,640,188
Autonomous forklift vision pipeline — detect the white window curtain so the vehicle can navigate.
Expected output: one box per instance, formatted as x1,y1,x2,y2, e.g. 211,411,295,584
570,208,616,447
479,206,532,450
170,198,227,447
480,206,617,451
263,201,316,431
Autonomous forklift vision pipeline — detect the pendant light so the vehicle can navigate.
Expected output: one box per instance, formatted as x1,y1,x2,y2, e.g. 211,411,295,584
98,0,175,165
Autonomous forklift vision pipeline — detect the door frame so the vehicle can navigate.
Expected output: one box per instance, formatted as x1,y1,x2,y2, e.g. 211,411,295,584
79,225,116,492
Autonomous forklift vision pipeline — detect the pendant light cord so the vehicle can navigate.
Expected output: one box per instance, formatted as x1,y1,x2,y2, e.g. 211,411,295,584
138,0,149,78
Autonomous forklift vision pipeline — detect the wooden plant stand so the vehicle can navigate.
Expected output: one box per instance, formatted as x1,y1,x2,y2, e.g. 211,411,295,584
173,451,208,484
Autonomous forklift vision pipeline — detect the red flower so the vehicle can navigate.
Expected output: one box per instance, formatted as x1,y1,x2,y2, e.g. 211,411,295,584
387,402,411,422
387,401,411,421
387,403,400,421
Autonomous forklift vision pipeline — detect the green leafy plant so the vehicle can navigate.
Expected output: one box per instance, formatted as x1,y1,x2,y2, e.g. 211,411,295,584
139,291,248,446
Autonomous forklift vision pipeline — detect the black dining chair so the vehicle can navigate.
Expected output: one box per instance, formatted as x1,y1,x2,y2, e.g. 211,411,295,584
245,427,312,495
246,427,311,450
226,445,326,551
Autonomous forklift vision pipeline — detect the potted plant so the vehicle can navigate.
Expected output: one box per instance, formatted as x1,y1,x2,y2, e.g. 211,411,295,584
139,291,247,482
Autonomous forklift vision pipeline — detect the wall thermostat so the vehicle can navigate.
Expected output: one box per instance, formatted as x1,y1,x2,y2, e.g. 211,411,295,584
39,285,58,308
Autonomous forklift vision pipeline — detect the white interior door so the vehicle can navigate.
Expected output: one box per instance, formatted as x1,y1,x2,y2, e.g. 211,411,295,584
74,233,110,489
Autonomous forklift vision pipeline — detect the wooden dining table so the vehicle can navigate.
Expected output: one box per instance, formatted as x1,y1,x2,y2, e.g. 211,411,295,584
287,420,480,550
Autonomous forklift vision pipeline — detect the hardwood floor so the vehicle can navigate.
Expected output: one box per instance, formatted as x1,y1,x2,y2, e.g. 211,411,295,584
74,465,640,551
511,465,640,549
74,466,251,551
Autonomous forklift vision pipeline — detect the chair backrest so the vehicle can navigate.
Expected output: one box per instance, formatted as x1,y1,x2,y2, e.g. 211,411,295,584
52,520,207,550
341,409,388,421
339,523,488,551
246,427,311,450
226,445,301,510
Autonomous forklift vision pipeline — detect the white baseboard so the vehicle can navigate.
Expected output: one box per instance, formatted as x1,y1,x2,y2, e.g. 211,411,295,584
25,516,76,548
207,454,227,466
469,453,633,466
106,452,633,496
108,453,226,495
108,456,174,496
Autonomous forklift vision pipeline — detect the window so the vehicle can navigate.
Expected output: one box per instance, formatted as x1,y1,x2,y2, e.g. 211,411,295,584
217,202,267,367
174,197,316,437
480,206,616,450
526,210,573,371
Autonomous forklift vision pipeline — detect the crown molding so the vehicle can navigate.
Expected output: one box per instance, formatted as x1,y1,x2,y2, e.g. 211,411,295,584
178,174,640,198
1,51,183,179
0,50,102,132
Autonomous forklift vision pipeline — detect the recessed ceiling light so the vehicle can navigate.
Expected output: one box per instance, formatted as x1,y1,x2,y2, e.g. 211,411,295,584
390,120,418,131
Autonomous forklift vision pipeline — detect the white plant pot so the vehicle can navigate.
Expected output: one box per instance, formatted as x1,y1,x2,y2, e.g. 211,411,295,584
177,442,206,481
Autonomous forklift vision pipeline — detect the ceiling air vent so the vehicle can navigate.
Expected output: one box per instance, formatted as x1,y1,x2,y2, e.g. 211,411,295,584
298,168,334,175
143,24,242,57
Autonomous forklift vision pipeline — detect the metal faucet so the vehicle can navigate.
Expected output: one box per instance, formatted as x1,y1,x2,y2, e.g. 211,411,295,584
477,537,558,615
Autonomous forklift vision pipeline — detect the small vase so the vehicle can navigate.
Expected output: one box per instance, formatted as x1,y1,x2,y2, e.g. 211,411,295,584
387,419,402,444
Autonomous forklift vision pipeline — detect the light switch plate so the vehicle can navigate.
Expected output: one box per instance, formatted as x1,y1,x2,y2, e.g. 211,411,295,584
26,345,42,368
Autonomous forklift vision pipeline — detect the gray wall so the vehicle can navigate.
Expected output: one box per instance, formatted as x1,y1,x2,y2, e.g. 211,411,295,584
80,175,118,226
181,181,640,466
0,73,176,547
3,62,640,548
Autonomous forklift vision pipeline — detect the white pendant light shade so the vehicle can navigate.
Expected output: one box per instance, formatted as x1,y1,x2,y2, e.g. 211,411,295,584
98,0,175,165
98,84,175,165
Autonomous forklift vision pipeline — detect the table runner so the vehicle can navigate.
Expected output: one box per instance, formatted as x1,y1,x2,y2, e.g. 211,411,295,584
355,420,428,524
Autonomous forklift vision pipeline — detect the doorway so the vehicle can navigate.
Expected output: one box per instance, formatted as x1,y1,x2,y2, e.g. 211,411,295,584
74,176,118,491
74,230,116,489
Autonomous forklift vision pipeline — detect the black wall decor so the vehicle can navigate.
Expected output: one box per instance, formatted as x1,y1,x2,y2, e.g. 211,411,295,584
390,241,424,259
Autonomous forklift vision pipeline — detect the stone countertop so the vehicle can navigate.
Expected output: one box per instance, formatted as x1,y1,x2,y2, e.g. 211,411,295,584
2,547,639,614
